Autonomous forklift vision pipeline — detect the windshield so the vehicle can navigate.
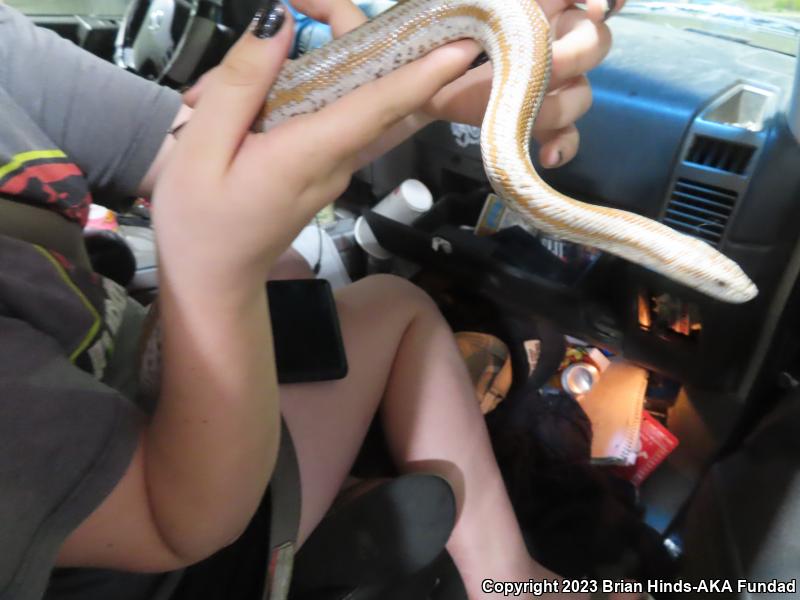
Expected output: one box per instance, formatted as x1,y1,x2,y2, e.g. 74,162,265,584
9,0,800,55
624,0,800,54
7,0,128,15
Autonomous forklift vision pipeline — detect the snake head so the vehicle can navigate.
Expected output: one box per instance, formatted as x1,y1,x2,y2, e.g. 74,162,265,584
704,269,758,304
674,237,758,304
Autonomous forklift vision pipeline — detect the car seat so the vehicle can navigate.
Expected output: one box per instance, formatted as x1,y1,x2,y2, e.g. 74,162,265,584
678,393,800,598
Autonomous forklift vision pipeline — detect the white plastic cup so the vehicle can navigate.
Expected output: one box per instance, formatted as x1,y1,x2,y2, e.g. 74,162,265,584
354,216,393,259
374,179,434,220
354,179,433,259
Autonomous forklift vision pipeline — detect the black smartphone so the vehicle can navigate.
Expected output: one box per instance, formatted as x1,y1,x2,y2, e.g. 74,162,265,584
267,279,348,384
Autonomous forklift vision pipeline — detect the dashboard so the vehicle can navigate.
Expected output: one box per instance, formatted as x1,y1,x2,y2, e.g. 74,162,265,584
360,15,799,396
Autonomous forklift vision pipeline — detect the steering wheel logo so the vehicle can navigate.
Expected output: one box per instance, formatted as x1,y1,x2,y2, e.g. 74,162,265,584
147,9,166,32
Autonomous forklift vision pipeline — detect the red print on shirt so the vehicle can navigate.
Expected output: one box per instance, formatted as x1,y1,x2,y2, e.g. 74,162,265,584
0,153,91,226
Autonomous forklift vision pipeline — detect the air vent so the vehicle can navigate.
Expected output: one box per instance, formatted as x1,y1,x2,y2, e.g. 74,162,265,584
685,135,754,175
663,178,738,246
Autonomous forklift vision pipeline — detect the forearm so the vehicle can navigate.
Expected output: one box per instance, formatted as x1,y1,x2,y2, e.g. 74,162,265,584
137,104,193,198
143,271,280,560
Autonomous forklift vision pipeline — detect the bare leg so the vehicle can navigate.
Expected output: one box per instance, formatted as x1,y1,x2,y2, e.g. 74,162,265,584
279,274,423,544
280,275,635,599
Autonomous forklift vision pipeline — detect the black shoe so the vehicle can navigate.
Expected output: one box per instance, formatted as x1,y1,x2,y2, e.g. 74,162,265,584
290,473,457,599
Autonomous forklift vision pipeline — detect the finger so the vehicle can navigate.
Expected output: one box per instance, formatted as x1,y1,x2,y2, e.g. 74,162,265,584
286,0,319,18
550,9,611,88
287,39,482,167
422,57,491,125
584,0,610,23
182,68,216,108
326,0,369,36
287,0,333,22
537,0,585,20
533,76,592,133
608,0,626,18
178,1,293,170
333,40,481,163
290,0,366,35
592,0,626,21
537,0,619,21
535,125,580,168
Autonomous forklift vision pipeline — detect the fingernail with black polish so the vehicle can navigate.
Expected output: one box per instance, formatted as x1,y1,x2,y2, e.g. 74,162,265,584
251,0,286,39
468,52,489,70
604,0,617,20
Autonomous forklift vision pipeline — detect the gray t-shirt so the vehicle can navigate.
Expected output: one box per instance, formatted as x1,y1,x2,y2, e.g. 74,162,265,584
0,5,182,599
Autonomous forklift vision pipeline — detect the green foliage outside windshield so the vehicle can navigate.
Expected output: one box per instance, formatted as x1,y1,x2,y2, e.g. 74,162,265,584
746,0,800,16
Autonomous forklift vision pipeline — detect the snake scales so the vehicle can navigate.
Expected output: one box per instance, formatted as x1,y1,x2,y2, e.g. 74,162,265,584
257,0,757,303
140,0,758,397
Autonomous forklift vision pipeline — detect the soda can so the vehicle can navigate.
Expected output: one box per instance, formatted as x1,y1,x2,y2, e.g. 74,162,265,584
561,362,600,398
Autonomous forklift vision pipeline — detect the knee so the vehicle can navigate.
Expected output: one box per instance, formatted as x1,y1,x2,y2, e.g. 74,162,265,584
361,274,440,314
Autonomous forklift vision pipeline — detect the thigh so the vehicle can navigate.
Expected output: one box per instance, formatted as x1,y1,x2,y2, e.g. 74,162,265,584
279,274,430,545
170,487,272,599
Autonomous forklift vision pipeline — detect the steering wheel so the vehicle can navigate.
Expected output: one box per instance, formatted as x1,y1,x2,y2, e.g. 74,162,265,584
114,0,237,86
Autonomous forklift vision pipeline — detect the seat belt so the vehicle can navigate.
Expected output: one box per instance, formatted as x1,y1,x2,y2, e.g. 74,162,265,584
265,419,302,600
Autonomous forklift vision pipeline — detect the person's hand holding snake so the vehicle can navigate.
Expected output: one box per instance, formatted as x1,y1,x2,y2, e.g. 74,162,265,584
288,0,623,169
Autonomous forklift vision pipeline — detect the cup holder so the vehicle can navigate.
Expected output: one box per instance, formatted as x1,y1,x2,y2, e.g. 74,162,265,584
362,190,602,292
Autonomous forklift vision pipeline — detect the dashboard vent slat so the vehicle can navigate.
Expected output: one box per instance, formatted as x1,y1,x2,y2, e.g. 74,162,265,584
663,219,723,244
670,193,733,215
663,178,739,246
673,180,737,206
666,200,730,222
685,135,755,175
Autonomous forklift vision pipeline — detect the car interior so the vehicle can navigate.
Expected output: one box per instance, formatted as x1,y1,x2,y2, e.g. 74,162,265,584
9,0,800,597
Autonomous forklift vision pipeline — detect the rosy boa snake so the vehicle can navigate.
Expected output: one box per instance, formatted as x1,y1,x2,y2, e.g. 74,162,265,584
257,0,757,303
140,0,757,399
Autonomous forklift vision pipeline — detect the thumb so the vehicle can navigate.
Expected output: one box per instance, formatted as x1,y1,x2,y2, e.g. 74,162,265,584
178,1,293,168
182,68,214,108
583,0,613,22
